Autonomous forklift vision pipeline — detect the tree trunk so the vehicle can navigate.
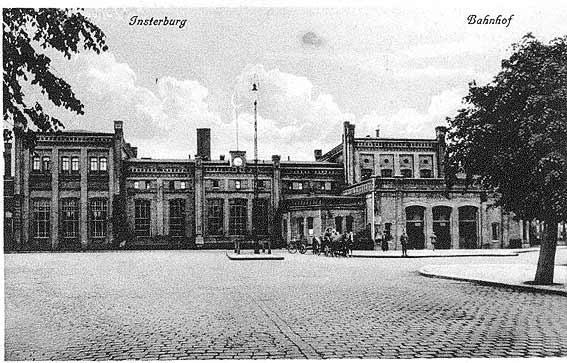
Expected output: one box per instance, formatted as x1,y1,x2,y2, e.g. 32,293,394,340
533,220,558,285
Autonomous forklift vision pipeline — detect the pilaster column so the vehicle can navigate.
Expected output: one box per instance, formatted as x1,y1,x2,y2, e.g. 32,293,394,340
51,148,59,250
425,207,434,249
394,187,403,250
156,177,164,236
194,156,204,246
413,156,419,179
224,198,230,237
451,207,459,249
286,212,292,243
22,148,30,246
107,147,114,244
80,148,88,249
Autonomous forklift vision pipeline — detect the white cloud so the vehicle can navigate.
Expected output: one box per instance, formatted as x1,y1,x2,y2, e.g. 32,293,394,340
49,54,467,161
358,88,466,139
231,64,353,159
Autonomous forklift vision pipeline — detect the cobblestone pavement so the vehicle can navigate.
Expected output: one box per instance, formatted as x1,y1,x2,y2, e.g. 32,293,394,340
5,250,567,360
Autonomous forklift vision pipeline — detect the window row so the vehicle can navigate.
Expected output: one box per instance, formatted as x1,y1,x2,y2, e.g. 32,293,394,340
32,156,108,173
32,199,108,238
207,179,268,190
360,168,434,180
288,181,333,191
132,180,188,190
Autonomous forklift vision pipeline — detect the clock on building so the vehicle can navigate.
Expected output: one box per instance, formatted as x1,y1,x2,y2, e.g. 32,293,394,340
233,157,243,167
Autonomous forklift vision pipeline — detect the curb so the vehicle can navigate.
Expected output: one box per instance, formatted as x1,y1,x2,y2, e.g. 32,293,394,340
419,268,567,297
226,252,284,261
352,253,519,259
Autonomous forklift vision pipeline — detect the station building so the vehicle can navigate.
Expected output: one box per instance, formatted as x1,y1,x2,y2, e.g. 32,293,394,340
4,120,566,251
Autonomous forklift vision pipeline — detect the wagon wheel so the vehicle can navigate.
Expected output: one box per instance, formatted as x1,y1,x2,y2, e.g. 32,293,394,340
299,243,307,254
287,241,298,254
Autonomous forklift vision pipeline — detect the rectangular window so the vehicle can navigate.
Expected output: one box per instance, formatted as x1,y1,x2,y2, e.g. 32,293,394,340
381,169,393,177
32,199,50,238
235,180,242,190
253,199,269,235
134,200,151,237
42,156,51,172
90,157,98,172
257,180,265,189
61,199,80,238
212,179,220,188
401,169,413,178
325,182,332,190
420,169,432,178
32,156,41,171
61,156,70,172
134,181,140,189
179,181,186,190
229,199,247,235
361,168,373,180
99,157,107,172
292,182,303,190
492,222,500,241
89,199,108,238
71,157,79,172
207,199,224,235
169,199,185,237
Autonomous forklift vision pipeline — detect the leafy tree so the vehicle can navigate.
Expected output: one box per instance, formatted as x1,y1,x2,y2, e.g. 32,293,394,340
446,34,567,284
3,8,107,146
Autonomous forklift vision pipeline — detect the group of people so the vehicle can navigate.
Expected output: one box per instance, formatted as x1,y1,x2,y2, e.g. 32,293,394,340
312,227,354,257
375,230,438,257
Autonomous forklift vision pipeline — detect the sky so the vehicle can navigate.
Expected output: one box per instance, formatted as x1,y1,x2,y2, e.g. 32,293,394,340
13,3,567,160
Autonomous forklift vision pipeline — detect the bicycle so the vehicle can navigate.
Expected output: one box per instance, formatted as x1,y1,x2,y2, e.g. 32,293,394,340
287,239,307,254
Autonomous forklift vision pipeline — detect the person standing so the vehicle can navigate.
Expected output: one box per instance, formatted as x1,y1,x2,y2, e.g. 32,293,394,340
430,232,438,251
375,230,383,251
400,231,409,257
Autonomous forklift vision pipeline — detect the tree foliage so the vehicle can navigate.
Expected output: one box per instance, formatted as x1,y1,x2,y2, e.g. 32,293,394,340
446,34,567,223
3,8,108,146
446,34,567,284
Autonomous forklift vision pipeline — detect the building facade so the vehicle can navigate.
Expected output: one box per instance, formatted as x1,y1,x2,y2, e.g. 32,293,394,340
4,120,566,251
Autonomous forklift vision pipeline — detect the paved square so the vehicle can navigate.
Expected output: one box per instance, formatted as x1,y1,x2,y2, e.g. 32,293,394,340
5,250,567,360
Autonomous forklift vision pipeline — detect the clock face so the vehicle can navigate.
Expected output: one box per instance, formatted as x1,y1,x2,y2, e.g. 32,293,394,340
233,157,243,167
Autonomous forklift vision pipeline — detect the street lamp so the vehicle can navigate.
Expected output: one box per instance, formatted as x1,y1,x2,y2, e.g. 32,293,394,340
252,78,260,254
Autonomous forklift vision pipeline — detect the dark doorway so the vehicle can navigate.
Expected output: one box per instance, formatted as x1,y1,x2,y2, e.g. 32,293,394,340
459,206,478,249
406,206,425,249
433,206,452,249
335,216,343,233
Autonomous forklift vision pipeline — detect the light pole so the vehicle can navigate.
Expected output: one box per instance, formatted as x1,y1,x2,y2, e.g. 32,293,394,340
252,80,260,254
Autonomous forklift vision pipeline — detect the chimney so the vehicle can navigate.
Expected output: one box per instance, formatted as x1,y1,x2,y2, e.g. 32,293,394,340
220,155,225,161
314,149,322,160
4,142,12,177
196,128,211,161
114,120,123,137
435,126,447,145
272,154,281,167
375,127,380,138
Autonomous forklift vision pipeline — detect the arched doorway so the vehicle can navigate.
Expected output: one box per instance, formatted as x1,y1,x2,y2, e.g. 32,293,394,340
433,206,452,249
406,206,425,249
459,206,478,249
